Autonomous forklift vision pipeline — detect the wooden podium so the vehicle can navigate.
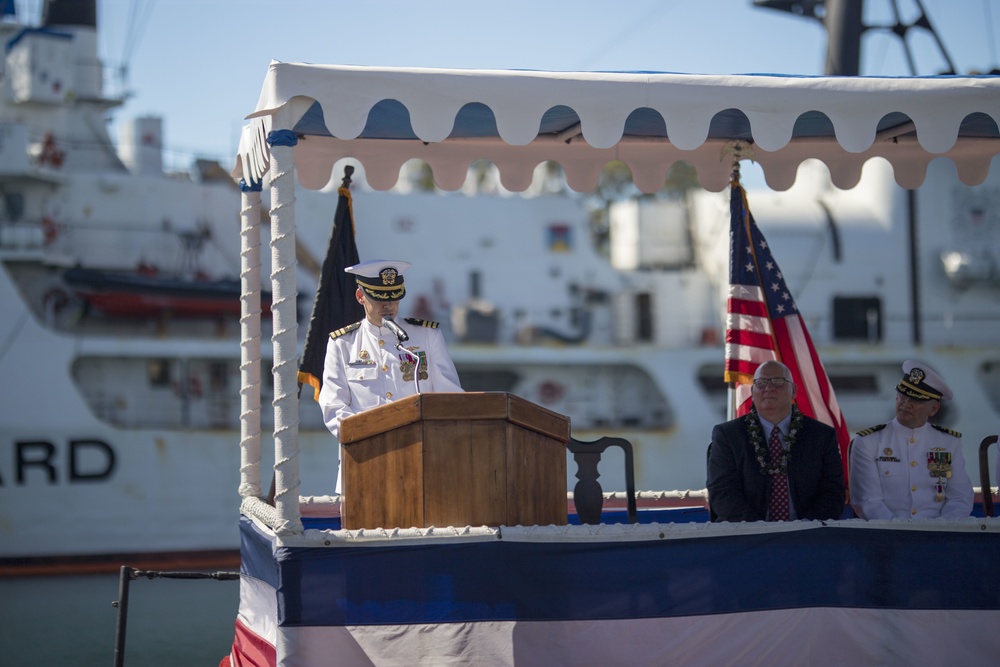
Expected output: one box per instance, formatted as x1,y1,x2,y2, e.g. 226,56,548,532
339,392,569,530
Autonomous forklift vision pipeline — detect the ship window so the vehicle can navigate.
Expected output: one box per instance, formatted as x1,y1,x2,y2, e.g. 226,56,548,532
455,362,673,430
833,296,882,342
697,369,728,395
147,359,171,387
636,293,653,342
470,271,481,299
457,369,519,392
209,361,228,390
3,191,24,220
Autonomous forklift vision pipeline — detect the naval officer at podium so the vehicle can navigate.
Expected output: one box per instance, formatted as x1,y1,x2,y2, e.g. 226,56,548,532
318,260,464,493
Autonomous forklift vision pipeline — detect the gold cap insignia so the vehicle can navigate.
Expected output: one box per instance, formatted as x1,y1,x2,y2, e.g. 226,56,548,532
380,268,398,286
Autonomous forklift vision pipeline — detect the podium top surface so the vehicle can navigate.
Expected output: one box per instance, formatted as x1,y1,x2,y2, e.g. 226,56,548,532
340,392,570,444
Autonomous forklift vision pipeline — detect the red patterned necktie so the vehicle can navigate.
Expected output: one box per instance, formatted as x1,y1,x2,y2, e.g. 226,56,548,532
768,426,790,521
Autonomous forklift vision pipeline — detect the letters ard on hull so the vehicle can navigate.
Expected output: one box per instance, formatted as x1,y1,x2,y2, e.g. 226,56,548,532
0,439,116,485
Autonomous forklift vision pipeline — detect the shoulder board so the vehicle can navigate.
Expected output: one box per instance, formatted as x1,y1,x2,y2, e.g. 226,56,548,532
404,317,440,329
855,424,887,437
329,322,361,339
931,424,962,438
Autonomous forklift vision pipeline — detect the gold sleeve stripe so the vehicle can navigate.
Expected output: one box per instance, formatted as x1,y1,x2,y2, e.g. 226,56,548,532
855,424,887,437
404,317,440,329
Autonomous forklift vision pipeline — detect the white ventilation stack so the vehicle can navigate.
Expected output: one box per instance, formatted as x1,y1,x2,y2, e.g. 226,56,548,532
119,116,164,175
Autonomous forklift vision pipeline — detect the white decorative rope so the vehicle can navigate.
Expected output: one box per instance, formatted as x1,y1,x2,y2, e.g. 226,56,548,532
268,139,303,536
565,489,710,503
240,495,278,528
238,190,263,499
275,524,501,548
501,520,814,542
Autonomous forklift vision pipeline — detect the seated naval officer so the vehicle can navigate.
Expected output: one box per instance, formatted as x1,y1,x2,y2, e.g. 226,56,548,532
318,260,464,493
849,360,973,520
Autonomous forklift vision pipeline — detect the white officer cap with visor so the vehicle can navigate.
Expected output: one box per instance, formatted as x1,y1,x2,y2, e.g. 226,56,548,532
345,260,411,302
897,360,953,401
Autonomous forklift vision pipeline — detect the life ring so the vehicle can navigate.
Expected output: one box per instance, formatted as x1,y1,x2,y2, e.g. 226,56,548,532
41,217,58,243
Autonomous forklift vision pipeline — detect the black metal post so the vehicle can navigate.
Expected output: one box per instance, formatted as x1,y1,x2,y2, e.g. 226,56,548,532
112,566,134,667
109,568,240,666
824,0,864,75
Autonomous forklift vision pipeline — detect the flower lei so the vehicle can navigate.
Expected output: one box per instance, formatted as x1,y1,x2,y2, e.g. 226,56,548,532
746,405,804,476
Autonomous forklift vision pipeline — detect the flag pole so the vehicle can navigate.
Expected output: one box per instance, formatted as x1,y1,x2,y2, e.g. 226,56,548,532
723,141,752,421
726,161,739,421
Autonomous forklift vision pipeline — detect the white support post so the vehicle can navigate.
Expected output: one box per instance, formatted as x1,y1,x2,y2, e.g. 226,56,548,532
267,114,304,535
238,184,263,499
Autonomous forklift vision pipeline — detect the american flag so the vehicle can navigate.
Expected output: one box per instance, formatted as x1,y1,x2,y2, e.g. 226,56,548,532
724,181,850,474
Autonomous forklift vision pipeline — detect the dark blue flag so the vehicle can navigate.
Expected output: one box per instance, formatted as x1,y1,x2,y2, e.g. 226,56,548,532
298,168,364,400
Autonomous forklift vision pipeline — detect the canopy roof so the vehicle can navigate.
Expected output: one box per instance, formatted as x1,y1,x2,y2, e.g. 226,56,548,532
234,62,1000,193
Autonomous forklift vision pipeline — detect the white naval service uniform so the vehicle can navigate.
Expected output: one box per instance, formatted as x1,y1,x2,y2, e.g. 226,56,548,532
318,317,464,492
849,418,973,520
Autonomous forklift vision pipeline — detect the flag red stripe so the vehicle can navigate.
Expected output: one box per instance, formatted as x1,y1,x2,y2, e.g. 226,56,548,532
725,329,773,349
724,359,759,376
726,298,768,318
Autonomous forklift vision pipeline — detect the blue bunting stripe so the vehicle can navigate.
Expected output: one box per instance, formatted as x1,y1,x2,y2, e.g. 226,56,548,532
238,517,1000,628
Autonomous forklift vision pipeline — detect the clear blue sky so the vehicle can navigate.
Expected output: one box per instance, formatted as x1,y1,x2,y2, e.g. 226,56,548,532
84,0,1000,172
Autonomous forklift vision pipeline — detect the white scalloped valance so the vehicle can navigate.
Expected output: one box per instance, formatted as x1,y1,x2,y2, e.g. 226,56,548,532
234,62,1000,193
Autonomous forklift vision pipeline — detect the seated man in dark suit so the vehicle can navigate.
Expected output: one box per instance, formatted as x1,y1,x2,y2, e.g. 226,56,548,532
707,360,845,522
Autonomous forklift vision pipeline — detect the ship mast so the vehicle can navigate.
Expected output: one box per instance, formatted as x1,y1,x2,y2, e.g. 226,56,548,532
753,0,957,76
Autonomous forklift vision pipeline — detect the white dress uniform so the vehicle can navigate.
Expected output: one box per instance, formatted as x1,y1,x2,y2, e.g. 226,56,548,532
319,316,464,492
849,418,973,519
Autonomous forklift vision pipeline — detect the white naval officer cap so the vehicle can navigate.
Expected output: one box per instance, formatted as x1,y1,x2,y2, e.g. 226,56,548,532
897,360,953,401
345,259,411,301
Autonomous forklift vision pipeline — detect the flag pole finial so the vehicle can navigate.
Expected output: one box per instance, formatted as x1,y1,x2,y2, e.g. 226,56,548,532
341,165,354,188
721,140,756,184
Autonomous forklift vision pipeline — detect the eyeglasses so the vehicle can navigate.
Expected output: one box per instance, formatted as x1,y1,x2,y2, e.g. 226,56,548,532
753,377,791,389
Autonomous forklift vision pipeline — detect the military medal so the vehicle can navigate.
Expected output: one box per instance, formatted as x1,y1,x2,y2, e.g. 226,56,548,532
416,351,428,380
400,359,415,381
927,450,952,502
933,482,945,502
348,349,376,367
